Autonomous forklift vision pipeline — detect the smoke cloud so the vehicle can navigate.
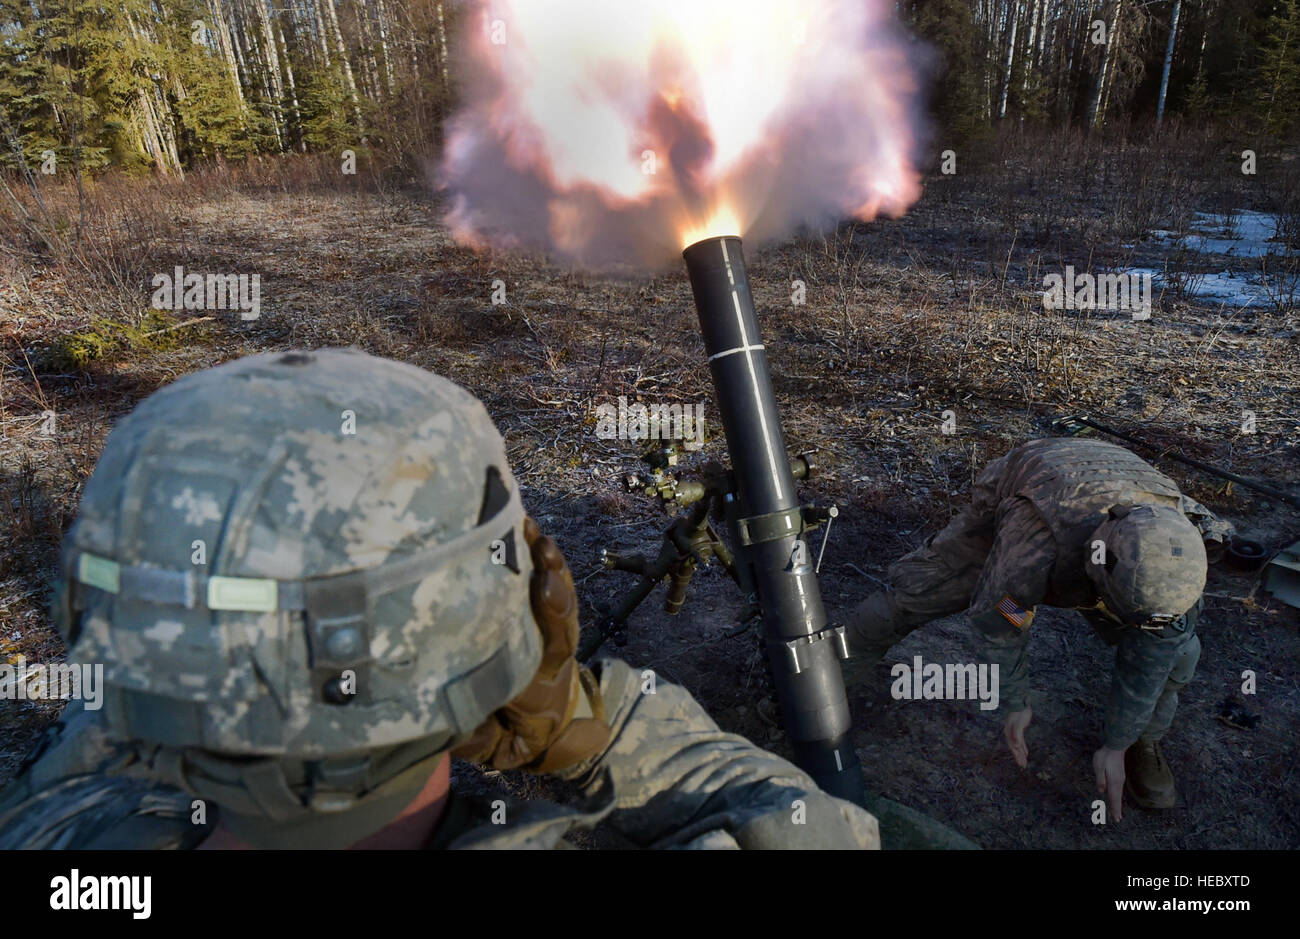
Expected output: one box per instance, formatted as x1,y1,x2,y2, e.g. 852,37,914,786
439,0,928,268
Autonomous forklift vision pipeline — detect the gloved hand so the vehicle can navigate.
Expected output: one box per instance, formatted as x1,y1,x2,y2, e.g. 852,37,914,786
452,517,611,774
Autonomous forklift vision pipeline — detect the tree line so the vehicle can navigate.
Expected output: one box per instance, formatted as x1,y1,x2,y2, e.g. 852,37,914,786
914,0,1299,141
1,0,1296,178
1,0,456,175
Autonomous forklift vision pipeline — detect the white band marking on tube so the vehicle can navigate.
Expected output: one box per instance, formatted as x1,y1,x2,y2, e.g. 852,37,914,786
708,343,765,362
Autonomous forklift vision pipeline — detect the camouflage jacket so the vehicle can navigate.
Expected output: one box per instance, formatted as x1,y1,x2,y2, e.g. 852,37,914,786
0,658,878,850
957,439,1228,747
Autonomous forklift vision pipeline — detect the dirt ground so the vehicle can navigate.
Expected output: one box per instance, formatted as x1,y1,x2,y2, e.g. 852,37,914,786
1,136,1297,847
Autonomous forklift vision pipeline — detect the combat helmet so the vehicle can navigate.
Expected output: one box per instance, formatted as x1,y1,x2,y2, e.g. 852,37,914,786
53,349,541,847
1085,503,1207,627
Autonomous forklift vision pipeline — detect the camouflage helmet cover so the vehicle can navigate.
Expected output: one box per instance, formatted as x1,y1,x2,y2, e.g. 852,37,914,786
1085,503,1207,623
56,349,541,761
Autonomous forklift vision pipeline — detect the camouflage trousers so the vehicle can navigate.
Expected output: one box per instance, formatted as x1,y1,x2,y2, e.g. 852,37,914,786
1084,608,1201,744
846,504,994,657
844,524,1200,741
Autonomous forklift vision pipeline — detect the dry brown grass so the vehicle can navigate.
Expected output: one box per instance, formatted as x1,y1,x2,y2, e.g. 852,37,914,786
1,125,1297,844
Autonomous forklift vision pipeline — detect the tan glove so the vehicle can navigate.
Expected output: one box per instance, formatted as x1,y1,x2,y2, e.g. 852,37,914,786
452,517,611,774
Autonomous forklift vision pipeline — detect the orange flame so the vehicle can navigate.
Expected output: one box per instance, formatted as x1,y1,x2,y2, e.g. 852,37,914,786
679,204,741,249
442,1,925,267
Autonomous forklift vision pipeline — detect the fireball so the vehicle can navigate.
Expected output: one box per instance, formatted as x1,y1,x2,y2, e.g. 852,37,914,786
442,0,924,266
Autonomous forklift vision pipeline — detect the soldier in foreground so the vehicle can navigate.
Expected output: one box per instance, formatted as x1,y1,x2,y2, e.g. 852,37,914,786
844,437,1231,821
0,349,878,849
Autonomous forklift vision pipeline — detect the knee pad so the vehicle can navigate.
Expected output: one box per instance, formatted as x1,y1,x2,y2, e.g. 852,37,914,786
849,590,899,638
1168,633,1201,688
846,590,906,659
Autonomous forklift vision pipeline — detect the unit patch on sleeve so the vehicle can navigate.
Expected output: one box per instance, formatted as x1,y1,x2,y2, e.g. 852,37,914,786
996,594,1033,629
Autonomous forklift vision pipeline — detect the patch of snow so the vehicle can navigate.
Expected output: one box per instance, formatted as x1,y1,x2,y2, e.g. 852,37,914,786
1180,210,1287,258
1140,209,1296,306
1130,266,1278,307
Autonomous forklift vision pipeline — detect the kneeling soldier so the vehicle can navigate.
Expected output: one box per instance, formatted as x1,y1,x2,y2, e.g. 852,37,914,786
845,437,1230,821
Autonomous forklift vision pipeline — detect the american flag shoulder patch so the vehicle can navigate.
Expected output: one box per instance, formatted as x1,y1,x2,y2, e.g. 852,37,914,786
996,594,1032,629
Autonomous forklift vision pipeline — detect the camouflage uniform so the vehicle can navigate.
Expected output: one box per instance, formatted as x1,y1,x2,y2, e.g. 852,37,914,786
0,349,878,850
0,659,877,849
847,438,1229,752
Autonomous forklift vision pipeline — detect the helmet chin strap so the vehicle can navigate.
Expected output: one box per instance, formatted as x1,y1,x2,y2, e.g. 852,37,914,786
1091,594,1179,630
217,755,442,849
1089,598,1127,627
140,735,450,849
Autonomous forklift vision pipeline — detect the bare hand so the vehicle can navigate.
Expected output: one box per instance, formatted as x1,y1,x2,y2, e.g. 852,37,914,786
1093,747,1126,823
1003,707,1032,768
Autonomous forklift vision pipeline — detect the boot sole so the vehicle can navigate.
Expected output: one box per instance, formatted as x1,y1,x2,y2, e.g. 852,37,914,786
1125,779,1176,810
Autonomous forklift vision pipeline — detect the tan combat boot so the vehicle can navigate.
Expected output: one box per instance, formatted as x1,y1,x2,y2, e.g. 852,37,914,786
1125,739,1177,809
